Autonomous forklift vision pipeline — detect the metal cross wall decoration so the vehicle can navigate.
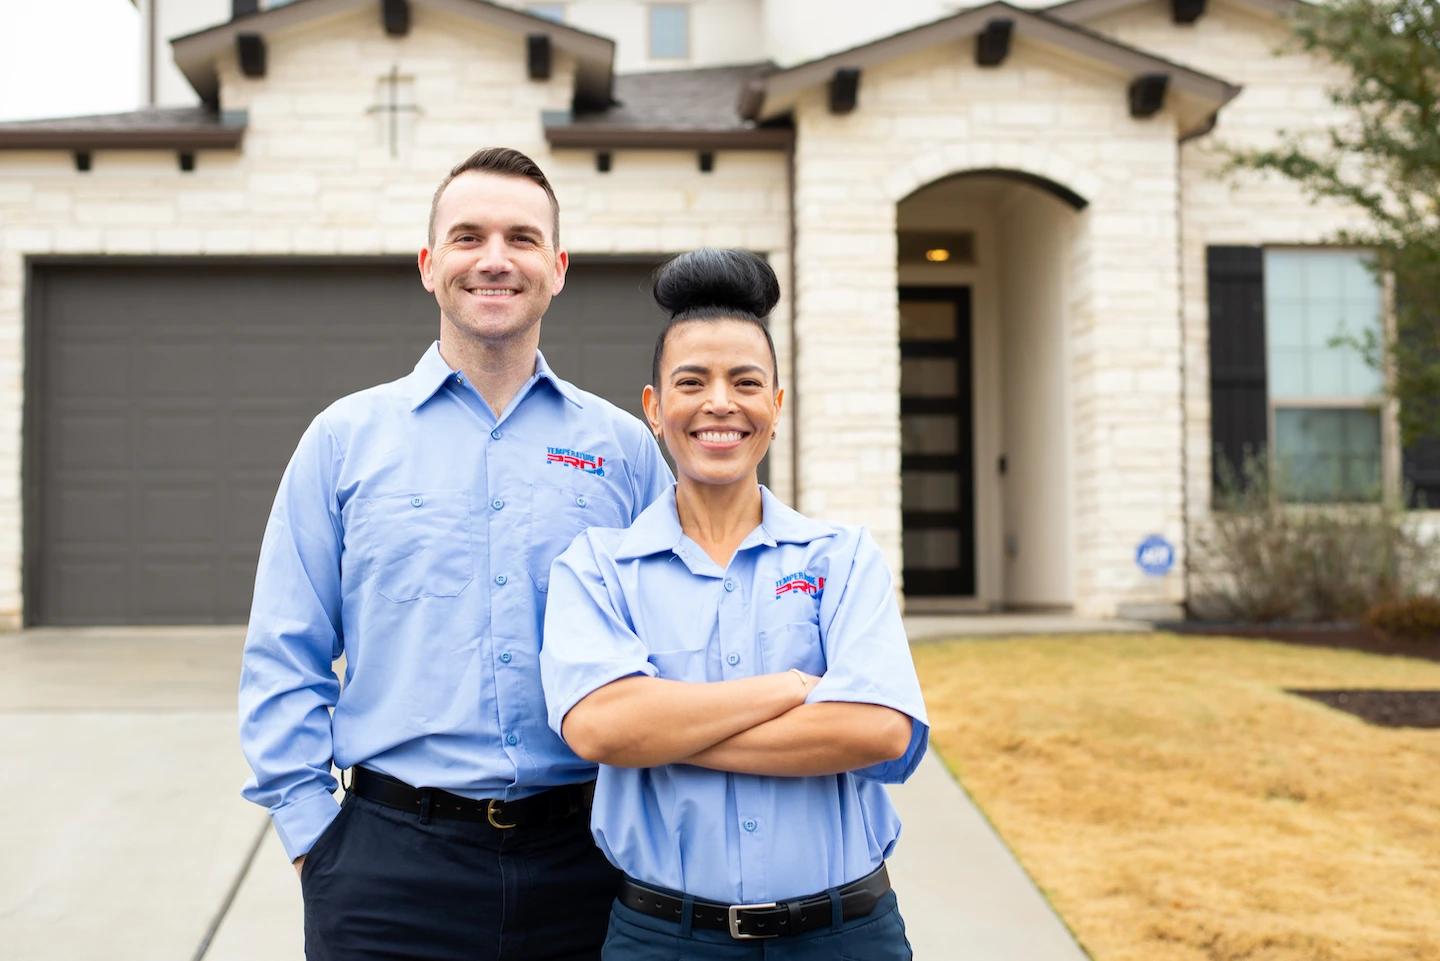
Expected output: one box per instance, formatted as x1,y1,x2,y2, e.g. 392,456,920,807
366,65,421,157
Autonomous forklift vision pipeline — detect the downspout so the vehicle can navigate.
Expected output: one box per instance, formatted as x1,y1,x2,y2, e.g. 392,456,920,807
145,0,158,107
1174,113,1217,617
787,139,800,507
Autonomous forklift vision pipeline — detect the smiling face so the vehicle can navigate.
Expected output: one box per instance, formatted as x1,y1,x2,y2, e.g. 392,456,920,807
643,319,784,490
418,170,566,348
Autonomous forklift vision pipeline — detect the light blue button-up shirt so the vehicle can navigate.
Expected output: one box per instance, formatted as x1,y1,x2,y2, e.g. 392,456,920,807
239,343,672,861
539,487,929,904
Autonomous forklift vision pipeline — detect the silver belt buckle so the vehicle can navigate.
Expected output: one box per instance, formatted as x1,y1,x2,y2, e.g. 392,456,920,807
727,902,779,939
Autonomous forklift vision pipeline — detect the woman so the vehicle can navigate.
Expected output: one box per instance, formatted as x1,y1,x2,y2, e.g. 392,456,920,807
539,249,928,959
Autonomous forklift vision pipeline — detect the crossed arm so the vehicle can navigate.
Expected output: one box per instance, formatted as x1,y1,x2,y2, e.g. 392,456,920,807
561,671,913,776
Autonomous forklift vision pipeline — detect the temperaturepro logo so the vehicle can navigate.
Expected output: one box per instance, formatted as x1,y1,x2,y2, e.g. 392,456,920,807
546,447,605,476
775,572,824,599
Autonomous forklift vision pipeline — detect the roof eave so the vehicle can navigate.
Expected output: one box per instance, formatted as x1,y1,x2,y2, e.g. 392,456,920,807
171,0,616,107
752,1,1239,126
544,125,794,151
1045,0,1299,24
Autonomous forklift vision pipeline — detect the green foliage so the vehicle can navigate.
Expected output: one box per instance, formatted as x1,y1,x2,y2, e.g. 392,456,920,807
1226,0,1440,446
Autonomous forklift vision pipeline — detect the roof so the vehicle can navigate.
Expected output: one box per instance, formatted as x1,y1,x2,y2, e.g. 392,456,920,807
749,0,1242,138
1046,0,1297,24
0,106,246,150
171,0,616,109
544,63,794,150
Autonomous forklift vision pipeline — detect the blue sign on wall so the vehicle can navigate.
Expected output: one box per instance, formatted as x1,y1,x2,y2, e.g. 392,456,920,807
1135,535,1175,577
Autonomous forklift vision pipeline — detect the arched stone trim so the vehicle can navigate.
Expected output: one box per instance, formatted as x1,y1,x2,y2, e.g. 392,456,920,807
882,142,1103,210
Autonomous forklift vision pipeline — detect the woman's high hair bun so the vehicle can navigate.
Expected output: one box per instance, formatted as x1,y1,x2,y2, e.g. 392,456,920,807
652,248,780,321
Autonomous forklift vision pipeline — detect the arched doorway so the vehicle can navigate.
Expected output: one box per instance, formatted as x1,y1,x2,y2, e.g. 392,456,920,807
897,171,1086,611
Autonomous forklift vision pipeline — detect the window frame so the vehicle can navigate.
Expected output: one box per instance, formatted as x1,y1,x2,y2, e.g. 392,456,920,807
647,3,691,61
1261,245,1395,504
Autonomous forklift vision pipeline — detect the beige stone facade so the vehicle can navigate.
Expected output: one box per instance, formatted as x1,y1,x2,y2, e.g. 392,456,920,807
0,0,1416,624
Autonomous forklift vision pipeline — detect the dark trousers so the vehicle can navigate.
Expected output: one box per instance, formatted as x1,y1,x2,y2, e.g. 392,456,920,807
301,793,622,961
602,890,913,960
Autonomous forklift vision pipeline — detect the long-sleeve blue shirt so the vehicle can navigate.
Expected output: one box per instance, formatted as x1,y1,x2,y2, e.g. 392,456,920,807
239,343,672,861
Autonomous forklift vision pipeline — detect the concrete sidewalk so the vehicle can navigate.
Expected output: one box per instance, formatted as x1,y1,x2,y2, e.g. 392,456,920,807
0,628,1089,960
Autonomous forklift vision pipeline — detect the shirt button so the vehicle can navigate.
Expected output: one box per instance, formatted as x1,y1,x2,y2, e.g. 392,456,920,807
726,652,740,666
491,498,504,510
506,733,518,746
491,429,502,440
724,579,735,592
743,818,757,832
576,496,587,508
495,574,507,586
500,652,512,664
410,496,423,508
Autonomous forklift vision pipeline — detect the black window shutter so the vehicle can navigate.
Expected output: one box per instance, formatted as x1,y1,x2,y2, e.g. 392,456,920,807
1207,246,1268,491
1403,438,1440,507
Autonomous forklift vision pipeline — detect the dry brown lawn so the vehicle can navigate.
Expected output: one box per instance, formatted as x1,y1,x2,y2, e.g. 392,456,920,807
913,633,1440,961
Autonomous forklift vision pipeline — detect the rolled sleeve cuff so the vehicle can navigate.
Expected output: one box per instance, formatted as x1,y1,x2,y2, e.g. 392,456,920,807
271,789,343,862
547,662,657,739
807,688,930,784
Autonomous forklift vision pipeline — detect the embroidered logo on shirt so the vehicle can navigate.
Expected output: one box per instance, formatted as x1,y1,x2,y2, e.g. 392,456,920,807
775,572,824,599
546,447,605,476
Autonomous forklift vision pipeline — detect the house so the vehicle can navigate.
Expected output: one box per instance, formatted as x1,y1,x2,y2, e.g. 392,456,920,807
0,0,1429,626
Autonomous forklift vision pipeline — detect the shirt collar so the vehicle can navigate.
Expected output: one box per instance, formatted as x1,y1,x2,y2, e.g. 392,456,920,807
614,485,834,562
407,343,585,411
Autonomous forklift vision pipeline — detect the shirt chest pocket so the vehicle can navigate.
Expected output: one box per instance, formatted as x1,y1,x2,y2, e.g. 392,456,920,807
361,490,474,603
526,484,626,592
759,621,826,677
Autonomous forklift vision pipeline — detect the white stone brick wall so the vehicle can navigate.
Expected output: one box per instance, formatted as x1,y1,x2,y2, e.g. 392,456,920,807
1080,0,1440,598
0,3,789,626
791,38,1187,618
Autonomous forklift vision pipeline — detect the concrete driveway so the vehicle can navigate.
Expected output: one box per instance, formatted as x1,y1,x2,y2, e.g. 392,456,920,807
0,627,1088,961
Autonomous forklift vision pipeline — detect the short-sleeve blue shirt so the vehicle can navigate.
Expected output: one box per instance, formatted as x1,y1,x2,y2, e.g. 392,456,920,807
540,486,929,905
239,344,672,861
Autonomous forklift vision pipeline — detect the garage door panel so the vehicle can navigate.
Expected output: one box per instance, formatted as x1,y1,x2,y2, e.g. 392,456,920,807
140,490,221,543
140,561,218,617
54,344,129,397
32,258,672,625
53,490,129,544
139,416,220,470
55,416,130,469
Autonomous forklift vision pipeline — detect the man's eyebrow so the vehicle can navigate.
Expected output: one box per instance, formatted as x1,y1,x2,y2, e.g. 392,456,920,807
445,221,543,237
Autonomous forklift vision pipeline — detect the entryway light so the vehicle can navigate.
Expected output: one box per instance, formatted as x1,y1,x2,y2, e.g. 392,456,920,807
925,249,951,262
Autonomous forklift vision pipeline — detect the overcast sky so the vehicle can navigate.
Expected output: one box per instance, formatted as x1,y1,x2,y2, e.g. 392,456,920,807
0,0,140,121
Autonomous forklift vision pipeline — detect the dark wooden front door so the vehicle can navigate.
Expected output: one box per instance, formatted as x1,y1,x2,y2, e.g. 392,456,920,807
899,287,975,596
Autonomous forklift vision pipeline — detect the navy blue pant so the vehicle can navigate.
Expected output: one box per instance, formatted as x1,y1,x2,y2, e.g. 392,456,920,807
300,793,621,961
601,890,913,960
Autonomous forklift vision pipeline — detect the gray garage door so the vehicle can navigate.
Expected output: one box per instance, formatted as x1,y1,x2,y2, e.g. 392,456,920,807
27,257,669,625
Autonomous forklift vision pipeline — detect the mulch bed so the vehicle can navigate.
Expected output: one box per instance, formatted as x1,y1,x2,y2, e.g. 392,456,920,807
1164,621,1440,663
1286,689,1440,728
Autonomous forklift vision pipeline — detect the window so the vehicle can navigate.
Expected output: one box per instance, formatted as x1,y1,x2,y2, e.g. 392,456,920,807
648,5,690,59
527,4,565,21
1263,249,1384,502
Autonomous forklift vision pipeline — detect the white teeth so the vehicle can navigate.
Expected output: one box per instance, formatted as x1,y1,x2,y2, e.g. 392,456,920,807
473,289,517,296
696,431,744,443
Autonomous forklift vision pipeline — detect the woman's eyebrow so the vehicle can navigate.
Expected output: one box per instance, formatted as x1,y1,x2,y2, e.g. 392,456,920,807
669,364,711,377
727,364,767,378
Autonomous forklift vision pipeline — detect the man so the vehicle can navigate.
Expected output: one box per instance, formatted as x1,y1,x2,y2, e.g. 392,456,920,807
239,147,672,961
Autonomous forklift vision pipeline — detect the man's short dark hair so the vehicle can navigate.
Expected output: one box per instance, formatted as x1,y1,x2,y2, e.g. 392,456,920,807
428,147,561,248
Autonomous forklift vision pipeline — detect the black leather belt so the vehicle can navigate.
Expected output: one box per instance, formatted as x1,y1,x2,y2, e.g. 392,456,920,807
349,766,594,829
618,864,891,940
